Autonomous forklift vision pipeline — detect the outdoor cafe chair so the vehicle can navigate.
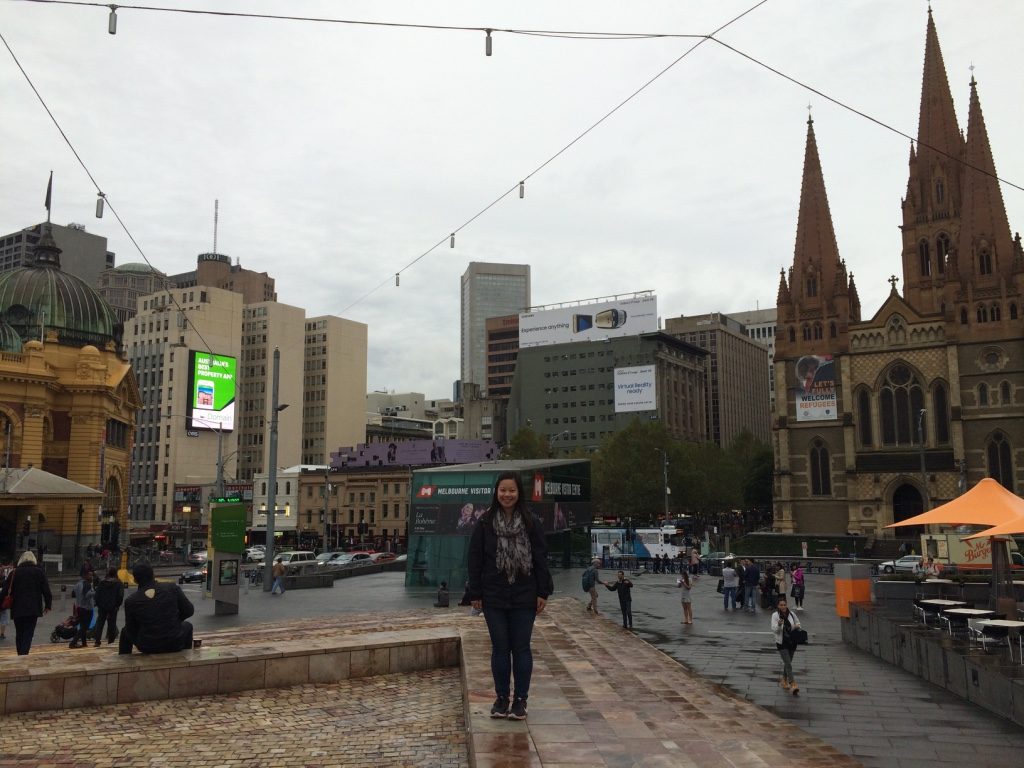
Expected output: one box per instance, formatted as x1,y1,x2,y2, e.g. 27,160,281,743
969,619,1010,653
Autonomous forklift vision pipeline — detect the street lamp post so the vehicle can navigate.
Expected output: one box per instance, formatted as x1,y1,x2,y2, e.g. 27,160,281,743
323,467,332,551
654,448,670,523
263,348,288,591
917,409,930,511
548,429,570,458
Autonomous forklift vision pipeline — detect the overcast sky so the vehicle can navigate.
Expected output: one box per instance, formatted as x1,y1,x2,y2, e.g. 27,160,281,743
2,1,1022,399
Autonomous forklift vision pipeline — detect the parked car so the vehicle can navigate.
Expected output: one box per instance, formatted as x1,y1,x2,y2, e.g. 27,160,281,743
273,551,316,571
179,566,207,584
341,552,375,568
244,547,265,563
187,550,208,565
701,551,738,568
371,552,397,564
878,555,923,574
395,554,407,562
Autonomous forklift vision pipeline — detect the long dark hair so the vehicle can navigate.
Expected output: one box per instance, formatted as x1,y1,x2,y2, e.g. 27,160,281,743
487,471,532,530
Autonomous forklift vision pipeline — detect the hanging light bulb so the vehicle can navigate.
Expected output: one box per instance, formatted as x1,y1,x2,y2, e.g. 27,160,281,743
485,29,492,57
450,233,456,248
395,272,400,287
519,181,525,199
108,5,118,35
95,192,105,218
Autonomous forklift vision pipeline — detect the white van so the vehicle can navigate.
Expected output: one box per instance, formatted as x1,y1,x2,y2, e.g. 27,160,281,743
273,551,316,568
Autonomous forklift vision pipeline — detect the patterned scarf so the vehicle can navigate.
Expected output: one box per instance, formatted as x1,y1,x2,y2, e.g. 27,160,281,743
492,509,533,585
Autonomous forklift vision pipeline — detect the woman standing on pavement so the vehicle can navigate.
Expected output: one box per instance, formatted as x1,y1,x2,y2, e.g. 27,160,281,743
791,564,806,610
771,596,802,695
0,551,52,655
676,569,693,624
468,471,552,722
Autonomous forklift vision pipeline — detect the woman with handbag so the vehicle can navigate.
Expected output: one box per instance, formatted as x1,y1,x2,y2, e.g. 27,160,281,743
0,551,53,655
771,595,803,695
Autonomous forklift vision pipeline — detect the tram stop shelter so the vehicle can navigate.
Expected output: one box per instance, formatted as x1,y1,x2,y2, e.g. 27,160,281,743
405,459,591,588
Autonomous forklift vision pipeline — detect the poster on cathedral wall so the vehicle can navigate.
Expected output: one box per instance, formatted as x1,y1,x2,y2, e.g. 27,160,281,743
795,354,837,421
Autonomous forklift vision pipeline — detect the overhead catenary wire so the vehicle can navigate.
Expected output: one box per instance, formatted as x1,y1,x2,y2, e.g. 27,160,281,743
0,28,226,374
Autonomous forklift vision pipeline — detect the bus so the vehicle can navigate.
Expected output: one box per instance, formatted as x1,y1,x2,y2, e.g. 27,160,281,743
591,518,695,561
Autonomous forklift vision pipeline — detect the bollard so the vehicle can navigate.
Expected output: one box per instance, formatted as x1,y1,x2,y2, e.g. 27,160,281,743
834,563,872,618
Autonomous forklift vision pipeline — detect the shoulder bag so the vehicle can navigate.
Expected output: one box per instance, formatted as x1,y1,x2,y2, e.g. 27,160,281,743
1,570,14,610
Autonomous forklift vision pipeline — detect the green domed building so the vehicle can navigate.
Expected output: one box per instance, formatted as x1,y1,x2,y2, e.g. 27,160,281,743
0,224,140,562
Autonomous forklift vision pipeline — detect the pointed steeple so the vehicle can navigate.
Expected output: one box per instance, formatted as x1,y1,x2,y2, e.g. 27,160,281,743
915,9,963,173
777,268,791,306
957,76,1013,280
791,117,841,304
848,273,861,321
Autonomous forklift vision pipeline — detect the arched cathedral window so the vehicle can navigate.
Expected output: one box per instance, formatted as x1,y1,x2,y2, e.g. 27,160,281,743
857,389,872,447
809,439,832,496
987,432,1014,492
879,364,924,446
933,382,950,445
936,233,950,274
919,239,931,276
979,248,993,276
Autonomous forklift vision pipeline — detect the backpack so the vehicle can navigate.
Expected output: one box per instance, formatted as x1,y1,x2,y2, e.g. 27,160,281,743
581,568,595,592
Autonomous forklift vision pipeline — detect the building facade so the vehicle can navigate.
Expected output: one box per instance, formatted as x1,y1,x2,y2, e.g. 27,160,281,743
460,262,530,391
126,287,244,523
301,315,368,465
507,332,708,453
773,10,1023,535
734,307,778,410
98,262,170,324
0,226,139,560
0,222,114,289
665,312,772,447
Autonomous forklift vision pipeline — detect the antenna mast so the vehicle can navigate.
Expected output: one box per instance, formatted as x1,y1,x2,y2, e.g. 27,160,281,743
213,199,219,255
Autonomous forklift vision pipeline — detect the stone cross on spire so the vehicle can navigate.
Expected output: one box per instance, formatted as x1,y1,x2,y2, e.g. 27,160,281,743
888,275,899,291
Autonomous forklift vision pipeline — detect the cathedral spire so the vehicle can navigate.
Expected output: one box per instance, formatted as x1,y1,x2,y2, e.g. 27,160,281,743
957,76,1013,280
776,268,791,306
791,116,841,304
916,9,963,171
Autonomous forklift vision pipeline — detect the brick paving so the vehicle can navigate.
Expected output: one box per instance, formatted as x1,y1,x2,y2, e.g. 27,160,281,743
0,667,466,767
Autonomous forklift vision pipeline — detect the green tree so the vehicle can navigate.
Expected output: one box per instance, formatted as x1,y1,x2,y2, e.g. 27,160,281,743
591,419,672,525
502,426,548,460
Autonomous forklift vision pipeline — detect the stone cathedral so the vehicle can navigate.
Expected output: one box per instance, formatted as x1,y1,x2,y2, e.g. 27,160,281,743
773,10,1023,536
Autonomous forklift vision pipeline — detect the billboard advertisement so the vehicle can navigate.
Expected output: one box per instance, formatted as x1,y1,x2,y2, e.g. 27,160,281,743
795,354,837,421
186,350,236,431
614,365,657,412
518,294,658,348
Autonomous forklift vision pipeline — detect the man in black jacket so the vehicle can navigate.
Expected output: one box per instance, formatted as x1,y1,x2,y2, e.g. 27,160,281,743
119,563,195,654
94,567,125,646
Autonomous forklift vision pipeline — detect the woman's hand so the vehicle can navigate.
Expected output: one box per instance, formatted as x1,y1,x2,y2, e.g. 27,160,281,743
471,600,482,611
536,597,547,614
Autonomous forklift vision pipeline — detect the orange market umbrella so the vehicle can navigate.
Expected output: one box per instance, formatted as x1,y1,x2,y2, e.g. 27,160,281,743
886,478,1024,529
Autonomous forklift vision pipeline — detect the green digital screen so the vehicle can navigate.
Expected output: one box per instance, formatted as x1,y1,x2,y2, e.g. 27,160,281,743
187,350,236,432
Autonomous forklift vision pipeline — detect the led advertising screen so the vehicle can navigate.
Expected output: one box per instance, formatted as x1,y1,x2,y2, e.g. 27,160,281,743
518,295,658,348
186,350,236,431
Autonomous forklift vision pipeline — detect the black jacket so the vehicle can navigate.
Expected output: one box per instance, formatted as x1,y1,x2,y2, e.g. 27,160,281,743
467,509,551,610
123,580,194,652
1,562,53,619
605,579,633,607
95,576,125,611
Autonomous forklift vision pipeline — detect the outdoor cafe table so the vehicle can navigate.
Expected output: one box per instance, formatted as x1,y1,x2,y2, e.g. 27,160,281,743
942,607,995,618
925,578,955,583
975,619,1024,663
919,599,967,607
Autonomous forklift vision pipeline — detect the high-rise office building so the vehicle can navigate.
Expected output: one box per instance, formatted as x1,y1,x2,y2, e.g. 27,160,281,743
665,312,772,447
0,222,115,288
168,252,276,304
301,315,368,465
236,301,304,481
460,262,530,392
733,308,778,409
99,262,170,324
126,286,243,523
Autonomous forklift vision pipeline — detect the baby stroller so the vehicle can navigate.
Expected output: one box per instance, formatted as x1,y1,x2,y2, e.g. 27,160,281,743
50,609,98,644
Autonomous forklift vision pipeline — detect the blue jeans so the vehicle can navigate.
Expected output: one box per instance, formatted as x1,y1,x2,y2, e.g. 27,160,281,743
744,584,758,611
482,607,536,701
272,576,284,594
723,586,737,610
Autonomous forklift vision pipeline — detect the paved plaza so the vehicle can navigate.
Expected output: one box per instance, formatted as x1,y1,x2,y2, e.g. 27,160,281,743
7,566,1024,768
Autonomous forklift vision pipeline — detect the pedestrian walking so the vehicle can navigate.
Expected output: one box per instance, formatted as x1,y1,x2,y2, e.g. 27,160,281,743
467,471,552,721
0,551,52,655
791,564,806,610
743,559,760,613
271,558,286,595
69,571,96,648
582,558,601,615
735,561,746,610
689,548,700,576
94,567,124,645
771,596,803,695
602,570,633,629
721,560,739,611
676,569,693,624
0,559,12,640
